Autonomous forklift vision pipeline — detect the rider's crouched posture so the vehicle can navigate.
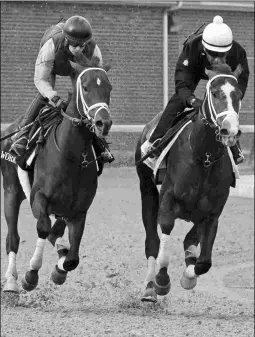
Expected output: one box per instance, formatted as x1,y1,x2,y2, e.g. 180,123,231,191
142,15,249,164
11,15,114,164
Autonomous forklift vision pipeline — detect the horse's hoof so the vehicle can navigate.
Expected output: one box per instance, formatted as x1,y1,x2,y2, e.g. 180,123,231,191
141,284,157,303
180,273,197,290
3,280,19,294
21,276,38,291
51,265,67,285
154,280,171,296
153,269,171,296
21,271,38,291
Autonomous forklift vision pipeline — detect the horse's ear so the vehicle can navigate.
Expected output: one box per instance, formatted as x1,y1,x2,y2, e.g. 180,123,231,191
103,59,112,72
232,64,242,79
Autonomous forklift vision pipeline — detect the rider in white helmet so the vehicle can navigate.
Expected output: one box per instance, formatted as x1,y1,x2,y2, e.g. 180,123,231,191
143,15,249,164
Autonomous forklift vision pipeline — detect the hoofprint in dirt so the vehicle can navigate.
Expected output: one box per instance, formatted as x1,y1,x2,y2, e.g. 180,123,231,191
1,168,254,337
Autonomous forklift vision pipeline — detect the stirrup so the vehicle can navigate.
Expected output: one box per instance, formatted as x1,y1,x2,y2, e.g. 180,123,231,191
235,153,245,165
100,149,115,163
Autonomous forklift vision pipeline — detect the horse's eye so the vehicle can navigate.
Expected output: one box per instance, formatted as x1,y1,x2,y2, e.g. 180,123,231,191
95,121,103,128
83,86,88,93
211,90,217,98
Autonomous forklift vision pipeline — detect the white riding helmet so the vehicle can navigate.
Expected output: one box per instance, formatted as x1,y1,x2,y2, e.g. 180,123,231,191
202,16,233,52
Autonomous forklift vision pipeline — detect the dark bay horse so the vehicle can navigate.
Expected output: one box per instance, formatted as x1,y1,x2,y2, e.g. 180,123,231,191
1,60,112,293
135,63,243,303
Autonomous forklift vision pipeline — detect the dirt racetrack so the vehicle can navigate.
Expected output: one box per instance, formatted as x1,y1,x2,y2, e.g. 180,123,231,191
1,167,254,337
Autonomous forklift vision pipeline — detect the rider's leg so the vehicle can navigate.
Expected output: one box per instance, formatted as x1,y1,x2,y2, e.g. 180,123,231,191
142,94,185,157
11,93,47,157
230,139,245,165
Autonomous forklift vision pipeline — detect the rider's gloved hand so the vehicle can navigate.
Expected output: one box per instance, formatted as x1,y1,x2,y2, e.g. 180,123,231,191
186,96,203,109
51,95,67,111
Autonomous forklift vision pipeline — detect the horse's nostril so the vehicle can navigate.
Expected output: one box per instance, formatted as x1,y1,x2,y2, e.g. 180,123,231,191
95,121,103,128
220,128,229,136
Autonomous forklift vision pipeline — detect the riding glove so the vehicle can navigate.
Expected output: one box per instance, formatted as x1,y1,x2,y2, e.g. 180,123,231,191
51,95,67,110
186,96,203,109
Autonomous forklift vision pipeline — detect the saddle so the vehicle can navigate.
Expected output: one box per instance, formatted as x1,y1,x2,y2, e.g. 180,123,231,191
14,106,63,170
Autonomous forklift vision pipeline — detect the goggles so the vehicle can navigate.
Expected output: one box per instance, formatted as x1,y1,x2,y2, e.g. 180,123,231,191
65,38,87,48
204,48,228,58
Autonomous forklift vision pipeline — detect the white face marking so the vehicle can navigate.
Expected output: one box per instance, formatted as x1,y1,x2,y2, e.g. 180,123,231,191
221,82,235,111
97,78,101,86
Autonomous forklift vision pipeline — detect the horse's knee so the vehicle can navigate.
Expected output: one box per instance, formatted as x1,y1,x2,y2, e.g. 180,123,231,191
194,261,212,276
63,257,79,272
6,233,20,254
37,217,51,239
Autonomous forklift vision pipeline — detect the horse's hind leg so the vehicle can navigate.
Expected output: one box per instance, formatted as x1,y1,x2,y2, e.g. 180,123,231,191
21,191,50,291
180,224,199,290
136,163,160,303
3,183,24,293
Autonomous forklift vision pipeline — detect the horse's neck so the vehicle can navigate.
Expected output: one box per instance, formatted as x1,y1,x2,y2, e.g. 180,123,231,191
191,115,223,158
56,94,91,155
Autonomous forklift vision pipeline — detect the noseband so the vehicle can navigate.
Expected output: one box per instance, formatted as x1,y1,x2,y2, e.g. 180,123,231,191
61,67,111,128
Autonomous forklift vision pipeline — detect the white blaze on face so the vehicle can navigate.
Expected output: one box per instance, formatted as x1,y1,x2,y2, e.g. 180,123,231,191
220,82,239,136
97,78,101,86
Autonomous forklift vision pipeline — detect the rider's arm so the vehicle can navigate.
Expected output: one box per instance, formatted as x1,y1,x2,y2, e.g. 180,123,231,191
174,42,199,106
93,45,103,67
34,38,58,100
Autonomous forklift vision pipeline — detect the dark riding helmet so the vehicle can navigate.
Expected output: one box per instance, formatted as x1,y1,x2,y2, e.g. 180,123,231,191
63,15,92,45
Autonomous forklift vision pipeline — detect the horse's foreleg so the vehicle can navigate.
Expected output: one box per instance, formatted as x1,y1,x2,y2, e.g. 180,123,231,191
154,187,176,296
3,188,24,293
137,165,159,303
48,218,70,285
195,217,219,276
50,212,86,285
180,217,219,290
22,191,50,291
180,224,199,290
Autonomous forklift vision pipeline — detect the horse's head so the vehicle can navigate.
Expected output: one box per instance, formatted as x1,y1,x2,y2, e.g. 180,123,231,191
203,62,243,147
70,56,113,138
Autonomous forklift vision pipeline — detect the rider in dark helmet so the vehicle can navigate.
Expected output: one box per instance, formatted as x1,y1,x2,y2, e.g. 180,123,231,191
142,15,250,165
11,15,113,164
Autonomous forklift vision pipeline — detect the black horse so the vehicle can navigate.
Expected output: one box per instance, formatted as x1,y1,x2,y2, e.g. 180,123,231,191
135,62,243,302
1,59,112,293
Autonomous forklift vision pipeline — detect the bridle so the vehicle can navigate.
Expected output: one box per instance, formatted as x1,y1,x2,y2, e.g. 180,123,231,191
200,73,239,142
192,73,240,168
61,67,111,129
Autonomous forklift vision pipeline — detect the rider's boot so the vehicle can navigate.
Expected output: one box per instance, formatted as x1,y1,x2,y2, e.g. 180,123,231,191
230,140,245,165
10,93,46,157
141,94,182,159
93,135,115,164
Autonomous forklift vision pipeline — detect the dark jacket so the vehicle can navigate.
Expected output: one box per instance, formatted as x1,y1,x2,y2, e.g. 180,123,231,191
175,34,250,106
40,23,96,77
